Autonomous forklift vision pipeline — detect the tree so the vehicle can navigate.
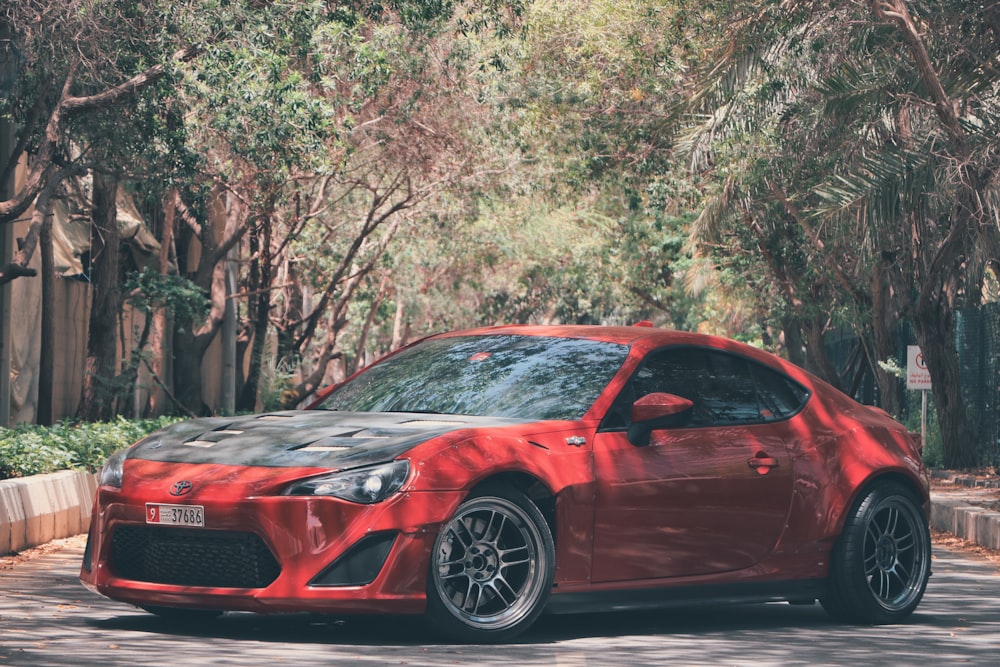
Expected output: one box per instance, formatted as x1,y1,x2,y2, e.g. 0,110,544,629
440,0,712,334
160,0,529,412
864,0,1000,467
682,0,1000,466
77,173,121,421
2,1,232,422
0,0,204,279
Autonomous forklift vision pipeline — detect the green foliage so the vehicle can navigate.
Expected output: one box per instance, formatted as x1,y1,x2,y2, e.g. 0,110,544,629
6,0,994,463
0,417,181,480
900,391,943,469
0,432,75,480
258,359,297,413
124,268,210,331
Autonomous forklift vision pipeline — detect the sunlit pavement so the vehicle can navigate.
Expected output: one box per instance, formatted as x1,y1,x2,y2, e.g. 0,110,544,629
1,538,999,666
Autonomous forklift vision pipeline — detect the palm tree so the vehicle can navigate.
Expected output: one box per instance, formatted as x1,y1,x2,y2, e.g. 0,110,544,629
683,0,1000,467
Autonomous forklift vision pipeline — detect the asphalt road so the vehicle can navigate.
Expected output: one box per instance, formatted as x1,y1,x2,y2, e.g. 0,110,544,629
1,537,998,666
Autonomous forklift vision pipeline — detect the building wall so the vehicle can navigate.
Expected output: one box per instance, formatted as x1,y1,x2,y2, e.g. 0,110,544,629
7,211,93,423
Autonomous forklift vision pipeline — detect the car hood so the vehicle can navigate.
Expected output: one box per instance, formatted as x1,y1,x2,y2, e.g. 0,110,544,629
127,410,527,470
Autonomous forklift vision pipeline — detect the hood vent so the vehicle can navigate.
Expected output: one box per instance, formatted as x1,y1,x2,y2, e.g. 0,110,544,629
402,419,466,427
184,425,244,448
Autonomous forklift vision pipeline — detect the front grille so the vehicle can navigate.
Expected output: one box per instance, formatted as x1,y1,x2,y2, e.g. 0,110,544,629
111,526,281,588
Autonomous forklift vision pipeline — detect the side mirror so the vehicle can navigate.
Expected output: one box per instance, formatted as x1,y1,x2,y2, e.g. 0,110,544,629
627,392,694,447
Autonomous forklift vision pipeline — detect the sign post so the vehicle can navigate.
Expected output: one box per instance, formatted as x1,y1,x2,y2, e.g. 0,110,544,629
906,346,932,445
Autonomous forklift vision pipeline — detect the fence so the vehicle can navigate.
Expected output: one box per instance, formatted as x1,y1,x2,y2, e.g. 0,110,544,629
955,303,1000,467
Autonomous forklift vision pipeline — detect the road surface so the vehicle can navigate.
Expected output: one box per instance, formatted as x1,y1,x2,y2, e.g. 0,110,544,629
2,536,998,666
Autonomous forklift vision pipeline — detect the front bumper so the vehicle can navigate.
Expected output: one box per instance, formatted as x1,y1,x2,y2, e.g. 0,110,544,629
80,483,465,615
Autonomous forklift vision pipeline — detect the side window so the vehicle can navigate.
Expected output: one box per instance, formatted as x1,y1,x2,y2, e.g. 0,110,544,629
751,362,810,419
601,350,697,429
692,351,759,425
602,346,807,430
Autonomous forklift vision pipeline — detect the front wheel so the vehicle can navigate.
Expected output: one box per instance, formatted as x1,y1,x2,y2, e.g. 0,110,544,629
426,486,555,643
821,482,931,624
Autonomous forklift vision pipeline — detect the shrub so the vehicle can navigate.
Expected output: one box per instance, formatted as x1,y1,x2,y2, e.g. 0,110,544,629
0,416,182,480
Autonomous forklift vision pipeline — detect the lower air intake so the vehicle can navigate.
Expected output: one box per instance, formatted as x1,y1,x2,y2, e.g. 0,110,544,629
111,525,280,589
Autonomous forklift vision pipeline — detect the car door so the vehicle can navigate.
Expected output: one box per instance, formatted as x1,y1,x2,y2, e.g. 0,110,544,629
590,347,802,583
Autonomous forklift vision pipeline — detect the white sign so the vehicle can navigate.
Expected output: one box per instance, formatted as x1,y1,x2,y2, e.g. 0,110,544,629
906,345,932,390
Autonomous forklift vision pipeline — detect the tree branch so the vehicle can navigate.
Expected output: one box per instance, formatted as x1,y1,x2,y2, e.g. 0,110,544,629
142,357,198,419
0,165,84,285
1,45,202,226
867,0,966,152
60,46,202,115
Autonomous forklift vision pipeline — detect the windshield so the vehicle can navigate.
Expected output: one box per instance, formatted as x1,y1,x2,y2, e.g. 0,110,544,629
319,334,629,420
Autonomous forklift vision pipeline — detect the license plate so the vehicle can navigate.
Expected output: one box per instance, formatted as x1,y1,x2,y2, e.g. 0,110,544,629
146,503,205,527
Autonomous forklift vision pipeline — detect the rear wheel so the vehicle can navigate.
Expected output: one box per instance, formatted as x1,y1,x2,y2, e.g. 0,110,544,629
821,482,930,623
426,486,554,643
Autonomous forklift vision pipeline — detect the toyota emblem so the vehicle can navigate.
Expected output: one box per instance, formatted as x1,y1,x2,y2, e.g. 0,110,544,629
169,480,194,497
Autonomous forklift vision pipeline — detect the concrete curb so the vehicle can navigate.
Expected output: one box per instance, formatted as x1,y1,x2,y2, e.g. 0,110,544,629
930,494,1000,549
930,488,1000,550
0,470,97,555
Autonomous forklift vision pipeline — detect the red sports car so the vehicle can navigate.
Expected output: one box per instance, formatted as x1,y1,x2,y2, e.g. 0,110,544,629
80,325,931,642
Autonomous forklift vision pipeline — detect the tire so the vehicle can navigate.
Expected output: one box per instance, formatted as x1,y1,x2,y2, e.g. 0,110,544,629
821,482,931,624
426,486,555,643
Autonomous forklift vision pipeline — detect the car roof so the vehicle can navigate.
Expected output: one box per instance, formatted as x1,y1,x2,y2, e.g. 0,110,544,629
430,324,819,388
433,323,752,350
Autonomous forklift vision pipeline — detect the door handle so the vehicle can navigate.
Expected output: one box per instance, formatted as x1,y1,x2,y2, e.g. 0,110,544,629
748,454,780,471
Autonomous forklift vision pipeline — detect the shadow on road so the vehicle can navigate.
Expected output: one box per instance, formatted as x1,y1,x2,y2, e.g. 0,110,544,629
89,599,936,646
3,543,994,666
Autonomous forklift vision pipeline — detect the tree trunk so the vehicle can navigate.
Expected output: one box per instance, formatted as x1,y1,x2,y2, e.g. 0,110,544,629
146,190,176,417
871,261,903,418
37,197,55,425
238,207,273,412
120,315,153,419
172,187,244,415
78,172,121,421
173,331,209,415
780,316,807,369
803,316,845,393
275,257,303,367
173,261,228,416
913,296,978,468
390,294,409,351
221,245,238,415
911,188,979,467
350,277,388,375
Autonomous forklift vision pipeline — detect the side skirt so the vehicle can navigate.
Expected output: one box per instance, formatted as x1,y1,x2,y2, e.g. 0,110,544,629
544,579,827,616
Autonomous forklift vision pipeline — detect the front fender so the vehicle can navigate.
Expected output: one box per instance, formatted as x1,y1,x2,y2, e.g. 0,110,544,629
409,429,597,586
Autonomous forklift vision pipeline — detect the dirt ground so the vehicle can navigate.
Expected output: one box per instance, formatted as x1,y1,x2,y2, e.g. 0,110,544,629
0,534,88,571
932,529,1000,568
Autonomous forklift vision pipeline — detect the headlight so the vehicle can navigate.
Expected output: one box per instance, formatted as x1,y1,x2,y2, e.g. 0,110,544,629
99,449,127,489
283,460,411,504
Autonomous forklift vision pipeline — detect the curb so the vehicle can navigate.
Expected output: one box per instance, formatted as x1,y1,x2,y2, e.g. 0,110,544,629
929,469,1000,489
0,470,97,555
929,470,1000,551
930,491,1000,549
